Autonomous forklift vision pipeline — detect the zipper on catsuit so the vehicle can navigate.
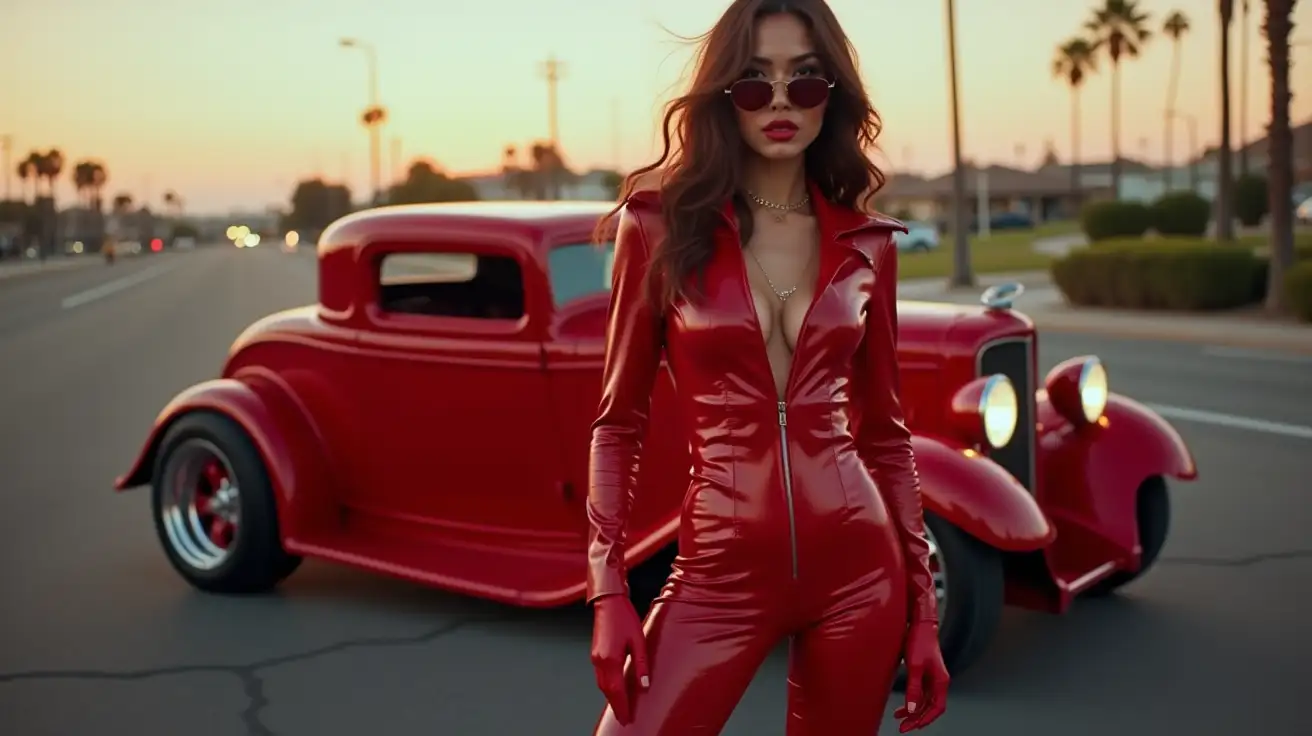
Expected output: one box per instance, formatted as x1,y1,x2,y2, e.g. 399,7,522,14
778,400,800,580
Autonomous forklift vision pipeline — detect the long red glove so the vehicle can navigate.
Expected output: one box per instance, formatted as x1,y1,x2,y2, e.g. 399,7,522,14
590,594,651,725
855,239,939,625
894,621,950,732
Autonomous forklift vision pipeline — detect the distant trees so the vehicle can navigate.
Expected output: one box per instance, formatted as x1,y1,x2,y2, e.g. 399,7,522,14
387,160,478,205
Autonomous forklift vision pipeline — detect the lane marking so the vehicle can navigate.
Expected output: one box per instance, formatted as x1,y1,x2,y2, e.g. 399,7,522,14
1201,346,1312,365
1146,403,1312,440
61,261,180,309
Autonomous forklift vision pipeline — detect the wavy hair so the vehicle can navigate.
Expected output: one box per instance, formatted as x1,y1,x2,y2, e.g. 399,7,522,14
595,0,887,309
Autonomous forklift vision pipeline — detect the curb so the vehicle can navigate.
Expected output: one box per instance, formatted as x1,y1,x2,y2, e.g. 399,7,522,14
1033,315,1312,354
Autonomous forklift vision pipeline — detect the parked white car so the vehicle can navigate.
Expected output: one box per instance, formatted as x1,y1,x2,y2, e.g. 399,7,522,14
1297,197,1311,225
893,220,940,252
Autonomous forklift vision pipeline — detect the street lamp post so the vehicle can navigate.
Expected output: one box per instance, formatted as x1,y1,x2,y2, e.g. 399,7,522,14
340,37,385,206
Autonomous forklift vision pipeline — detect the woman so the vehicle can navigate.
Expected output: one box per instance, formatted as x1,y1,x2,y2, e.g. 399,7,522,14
586,1,950,733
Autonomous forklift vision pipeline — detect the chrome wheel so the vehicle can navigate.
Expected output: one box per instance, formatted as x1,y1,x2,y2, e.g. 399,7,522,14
926,524,948,620
159,438,241,571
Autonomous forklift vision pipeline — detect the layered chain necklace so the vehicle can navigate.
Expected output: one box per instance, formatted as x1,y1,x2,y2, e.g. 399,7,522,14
742,189,813,302
745,189,811,223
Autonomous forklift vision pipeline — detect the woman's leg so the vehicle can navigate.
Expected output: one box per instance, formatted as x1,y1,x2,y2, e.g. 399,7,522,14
594,597,779,736
784,571,909,736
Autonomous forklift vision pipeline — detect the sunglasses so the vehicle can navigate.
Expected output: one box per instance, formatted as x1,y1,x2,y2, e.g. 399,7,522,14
724,77,835,112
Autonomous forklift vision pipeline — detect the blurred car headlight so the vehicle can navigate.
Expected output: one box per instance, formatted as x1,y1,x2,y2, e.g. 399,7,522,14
950,374,1018,449
1045,356,1108,425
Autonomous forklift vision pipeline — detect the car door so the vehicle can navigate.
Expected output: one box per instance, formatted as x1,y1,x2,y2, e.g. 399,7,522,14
542,240,689,544
349,242,571,538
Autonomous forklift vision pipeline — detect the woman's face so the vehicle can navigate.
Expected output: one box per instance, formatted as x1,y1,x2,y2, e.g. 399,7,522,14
733,13,830,162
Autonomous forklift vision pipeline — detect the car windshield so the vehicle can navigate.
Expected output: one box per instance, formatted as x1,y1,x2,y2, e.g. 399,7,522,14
549,241,615,306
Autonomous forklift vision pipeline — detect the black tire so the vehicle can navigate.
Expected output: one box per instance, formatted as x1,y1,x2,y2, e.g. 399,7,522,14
1084,477,1170,597
151,411,301,594
912,241,931,253
895,513,1005,689
628,544,678,616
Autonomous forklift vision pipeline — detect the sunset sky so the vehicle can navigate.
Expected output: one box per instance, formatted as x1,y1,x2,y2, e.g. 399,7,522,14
3,0,1310,214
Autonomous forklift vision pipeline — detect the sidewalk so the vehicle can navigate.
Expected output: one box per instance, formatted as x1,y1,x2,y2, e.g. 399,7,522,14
898,270,1312,353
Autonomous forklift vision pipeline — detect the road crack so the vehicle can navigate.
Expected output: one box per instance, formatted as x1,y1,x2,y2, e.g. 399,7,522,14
1161,549,1312,567
0,618,476,735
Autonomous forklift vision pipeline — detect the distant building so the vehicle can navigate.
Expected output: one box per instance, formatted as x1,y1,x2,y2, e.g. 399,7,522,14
457,168,618,202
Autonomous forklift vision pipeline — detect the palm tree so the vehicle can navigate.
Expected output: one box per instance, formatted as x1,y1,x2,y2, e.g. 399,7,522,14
1084,0,1152,196
1216,0,1236,241
1263,0,1296,313
1052,38,1098,202
17,152,40,202
1238,0,1251,176
1162,11,1191,190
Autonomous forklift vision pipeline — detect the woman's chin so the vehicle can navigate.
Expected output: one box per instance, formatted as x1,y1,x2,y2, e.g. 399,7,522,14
749,140,808,161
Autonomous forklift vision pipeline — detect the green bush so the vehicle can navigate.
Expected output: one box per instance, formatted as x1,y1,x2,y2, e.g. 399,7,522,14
1150,192,1211,237
1080,200,1153,242
1051,239,1262,310
1284,261,1312,322
1251,242,1312,302
1234,175,1268,227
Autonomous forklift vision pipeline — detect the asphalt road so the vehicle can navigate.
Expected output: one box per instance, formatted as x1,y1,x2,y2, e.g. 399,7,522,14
0,245,1309,736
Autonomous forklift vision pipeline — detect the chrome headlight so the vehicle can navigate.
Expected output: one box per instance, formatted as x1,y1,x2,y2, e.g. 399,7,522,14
1045,355,1109,425
979,374,1019,448
1078,358,1108,422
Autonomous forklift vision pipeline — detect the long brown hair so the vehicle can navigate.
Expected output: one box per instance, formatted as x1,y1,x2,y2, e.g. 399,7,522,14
595,0,887,309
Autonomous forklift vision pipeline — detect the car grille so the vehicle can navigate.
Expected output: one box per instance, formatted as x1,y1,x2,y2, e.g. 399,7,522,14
977,337,1037,492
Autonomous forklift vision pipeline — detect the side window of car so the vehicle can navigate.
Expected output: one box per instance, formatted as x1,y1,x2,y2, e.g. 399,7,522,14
548,242,615,306
378,252,526,319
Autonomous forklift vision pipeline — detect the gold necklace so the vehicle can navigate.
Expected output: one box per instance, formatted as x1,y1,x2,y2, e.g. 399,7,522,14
746,246,813,302
745,190,810,222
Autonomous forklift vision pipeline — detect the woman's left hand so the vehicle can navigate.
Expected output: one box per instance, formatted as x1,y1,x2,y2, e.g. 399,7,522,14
894,621,949,732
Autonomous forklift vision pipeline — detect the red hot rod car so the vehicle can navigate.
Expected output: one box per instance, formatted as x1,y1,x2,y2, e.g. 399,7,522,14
116,201,1197,674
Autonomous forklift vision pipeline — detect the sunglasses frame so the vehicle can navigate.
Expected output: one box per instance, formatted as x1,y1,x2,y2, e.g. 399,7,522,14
723,76,837,111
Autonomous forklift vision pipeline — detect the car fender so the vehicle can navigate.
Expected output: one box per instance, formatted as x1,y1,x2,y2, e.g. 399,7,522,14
912,434,1056,552
1040,392,1196,557
115,373,338,544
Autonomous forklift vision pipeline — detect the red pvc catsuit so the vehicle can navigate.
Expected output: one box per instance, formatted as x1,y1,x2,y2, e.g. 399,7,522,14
587,183,942,735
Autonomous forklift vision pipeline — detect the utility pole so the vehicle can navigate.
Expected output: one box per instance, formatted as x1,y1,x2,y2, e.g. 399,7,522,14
945,0,973,288
1,135,11,201
538,55,566,199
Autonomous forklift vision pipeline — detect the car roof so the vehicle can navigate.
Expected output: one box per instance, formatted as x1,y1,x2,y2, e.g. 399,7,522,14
318,200,620,258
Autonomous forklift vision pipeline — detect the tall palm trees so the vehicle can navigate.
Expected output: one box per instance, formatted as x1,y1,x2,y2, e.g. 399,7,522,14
1052,38,1098,200
1084,0,1152,195
1216,0,1236,241
1263,0,1296,313
1162,11,1191,188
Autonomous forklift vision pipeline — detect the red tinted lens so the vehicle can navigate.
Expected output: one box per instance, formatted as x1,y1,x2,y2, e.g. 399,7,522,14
729,80,773,111
787,77,831,109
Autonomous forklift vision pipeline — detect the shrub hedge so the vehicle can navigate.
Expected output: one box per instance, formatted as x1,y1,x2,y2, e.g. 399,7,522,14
1081,200,1153,242
1251,242,1312,301
1285,261,1312,323
1150,192,1211,237
1051,238,1263,310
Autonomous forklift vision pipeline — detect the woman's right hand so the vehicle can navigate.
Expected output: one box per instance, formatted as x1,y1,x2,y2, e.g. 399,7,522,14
590,594,650,725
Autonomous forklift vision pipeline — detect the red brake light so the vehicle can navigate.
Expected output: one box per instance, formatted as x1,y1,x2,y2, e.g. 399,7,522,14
151,239,163,251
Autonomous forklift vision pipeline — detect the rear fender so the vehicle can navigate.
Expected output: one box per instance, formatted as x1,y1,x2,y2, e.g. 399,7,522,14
912,434,1056,551
1040,392,1196,558
115,374,338,544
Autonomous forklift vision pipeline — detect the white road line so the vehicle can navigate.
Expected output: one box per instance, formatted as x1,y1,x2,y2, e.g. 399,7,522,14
1201,346,1312,365
1147,403,1312,440
61,261,179,309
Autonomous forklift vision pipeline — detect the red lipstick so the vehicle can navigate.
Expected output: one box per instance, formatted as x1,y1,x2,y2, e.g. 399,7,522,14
762,119,798,142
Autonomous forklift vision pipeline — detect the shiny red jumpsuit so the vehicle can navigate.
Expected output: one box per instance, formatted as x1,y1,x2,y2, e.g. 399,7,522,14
587,185,938,735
